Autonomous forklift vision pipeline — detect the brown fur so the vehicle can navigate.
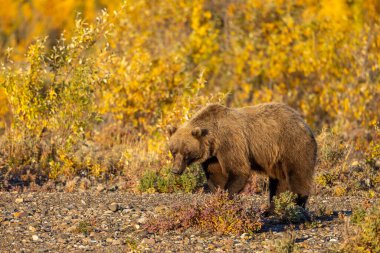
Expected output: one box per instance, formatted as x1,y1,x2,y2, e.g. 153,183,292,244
168,103,317,207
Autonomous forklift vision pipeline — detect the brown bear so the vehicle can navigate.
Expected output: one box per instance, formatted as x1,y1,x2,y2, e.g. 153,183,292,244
167,103,317,208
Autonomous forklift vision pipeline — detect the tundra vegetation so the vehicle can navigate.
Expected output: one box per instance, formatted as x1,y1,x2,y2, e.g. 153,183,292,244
0,0,379,249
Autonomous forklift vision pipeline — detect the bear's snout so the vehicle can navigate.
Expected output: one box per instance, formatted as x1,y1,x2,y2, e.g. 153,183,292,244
172,168,182,175
172,165,186,175
172,154,186,175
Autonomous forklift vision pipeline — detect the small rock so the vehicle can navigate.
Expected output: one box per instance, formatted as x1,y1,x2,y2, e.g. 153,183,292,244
109,203,119,212
32,235,39,241
29,226,37,232
330,238,338,242
15,198,24,203
142,238,155,245
35,248,48,253
137,216,147,224
106,238,114,244
375,159,380,169
112,239,121,245
122,207,132,214
135,224,140,229
103,210,114,215
96,184,105,192
57,238,67,243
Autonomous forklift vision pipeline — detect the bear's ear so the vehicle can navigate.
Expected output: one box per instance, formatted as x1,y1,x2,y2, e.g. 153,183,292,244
167,125,177,136
192,127,208,138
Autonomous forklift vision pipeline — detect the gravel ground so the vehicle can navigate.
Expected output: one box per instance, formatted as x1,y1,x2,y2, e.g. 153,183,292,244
0,190,375,253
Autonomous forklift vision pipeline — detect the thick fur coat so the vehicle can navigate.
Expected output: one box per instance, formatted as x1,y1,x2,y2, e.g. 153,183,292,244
168,103,317,207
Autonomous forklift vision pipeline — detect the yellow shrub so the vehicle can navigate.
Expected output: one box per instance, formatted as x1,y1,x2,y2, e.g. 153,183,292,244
0,0,379,185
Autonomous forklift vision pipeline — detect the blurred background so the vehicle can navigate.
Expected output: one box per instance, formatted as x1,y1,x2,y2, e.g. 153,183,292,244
0,0,379,195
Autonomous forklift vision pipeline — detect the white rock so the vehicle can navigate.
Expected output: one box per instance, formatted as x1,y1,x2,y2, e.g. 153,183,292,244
137,216,147,224
15,198,24,203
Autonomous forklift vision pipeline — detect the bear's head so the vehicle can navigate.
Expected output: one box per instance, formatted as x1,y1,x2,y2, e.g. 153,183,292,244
167,125,209,175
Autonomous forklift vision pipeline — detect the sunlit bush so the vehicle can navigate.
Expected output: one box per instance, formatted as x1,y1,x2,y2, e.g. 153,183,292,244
0,0,379,189
145,190,263,235
0,12,110,179
342,200,380,252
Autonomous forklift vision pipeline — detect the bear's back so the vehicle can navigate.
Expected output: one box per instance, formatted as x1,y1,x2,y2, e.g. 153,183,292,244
237,103,300,120
189,103,229,126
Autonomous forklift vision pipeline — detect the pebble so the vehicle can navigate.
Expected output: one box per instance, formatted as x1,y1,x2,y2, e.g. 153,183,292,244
103,210,114,215
15,198,24,203
96,184,105,192
137,216,147,224
32,235,39,241
112,239,122,245
142,238,155,245
375,159,380,169
108,203,119,212
36,248,48,252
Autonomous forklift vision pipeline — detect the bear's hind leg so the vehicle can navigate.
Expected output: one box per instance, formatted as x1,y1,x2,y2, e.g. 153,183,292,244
287,170,311,208
268,178,279,205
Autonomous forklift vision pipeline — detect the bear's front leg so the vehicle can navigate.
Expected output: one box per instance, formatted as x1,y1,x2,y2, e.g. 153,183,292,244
216,152,250,196
201,158,228,193
207,162,228,192
225,173,249,196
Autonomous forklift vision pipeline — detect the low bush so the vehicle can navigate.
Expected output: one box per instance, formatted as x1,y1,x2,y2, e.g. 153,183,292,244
341,201,380,253
145,190,263,235
273,191,309,223
138,165,205,193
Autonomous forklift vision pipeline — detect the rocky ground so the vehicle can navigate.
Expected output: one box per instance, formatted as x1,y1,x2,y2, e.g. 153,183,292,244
0,189,375,253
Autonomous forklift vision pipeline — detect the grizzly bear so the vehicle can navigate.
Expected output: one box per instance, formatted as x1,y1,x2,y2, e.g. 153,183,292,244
167,103,317,208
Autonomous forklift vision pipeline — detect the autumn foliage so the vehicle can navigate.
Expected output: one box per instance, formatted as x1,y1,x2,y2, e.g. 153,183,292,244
0,0,379,191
